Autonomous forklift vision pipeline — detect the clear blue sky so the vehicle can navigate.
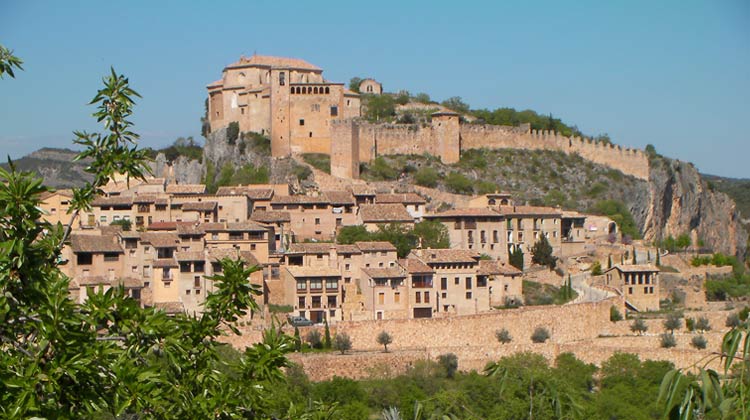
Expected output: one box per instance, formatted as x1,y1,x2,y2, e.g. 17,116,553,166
1,0,748,178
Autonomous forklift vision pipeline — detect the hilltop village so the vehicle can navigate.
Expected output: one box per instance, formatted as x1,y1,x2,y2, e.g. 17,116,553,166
43,55,744,379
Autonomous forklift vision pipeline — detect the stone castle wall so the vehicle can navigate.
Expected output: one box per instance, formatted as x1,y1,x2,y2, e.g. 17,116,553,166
330,119,650,181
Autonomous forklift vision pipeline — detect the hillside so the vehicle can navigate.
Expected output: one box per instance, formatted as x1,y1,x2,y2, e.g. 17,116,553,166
704,174,750,224
1,148,92,188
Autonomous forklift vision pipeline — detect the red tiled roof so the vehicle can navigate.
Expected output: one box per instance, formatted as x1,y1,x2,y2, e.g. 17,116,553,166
226,54,322,71
359,204,412,223
70,234,123,253
375,193,426,205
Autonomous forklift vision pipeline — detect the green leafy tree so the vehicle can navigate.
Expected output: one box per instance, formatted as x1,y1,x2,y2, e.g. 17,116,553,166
349,77,363,93
445,171,473,194
610,305,623,322
377,331,393,352
726,312,741,328
412,220,449,250
324,318,332,349
414,166,439,188
227,121,240,145
336,225,371,244
591,260,603,275
531,327,551,343
413,92,431,103
364,94,396,121
334,333,352,354
509,247,524,270
109,218,132,231
663,313,682,334
438,353,458,378
0,69,300,418
676,233,691,253
530,235,556,269
294,326,302,351
440,96,470,114
0,44,23,78
367,156,400,180
695,316,711,333
591,200,641,239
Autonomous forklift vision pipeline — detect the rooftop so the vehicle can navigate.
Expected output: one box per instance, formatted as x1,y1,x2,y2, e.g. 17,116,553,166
411,249,480,264
359,204,413,223
355,241,398,252
425,208,503,218
70,234,123,253
362,267,406,279
610,264,660,273
497,205,562,217
285,266,341,278
165,184,206,195
251,210,291,223
226,54,322,71
375,193,426,205
398,258,434,274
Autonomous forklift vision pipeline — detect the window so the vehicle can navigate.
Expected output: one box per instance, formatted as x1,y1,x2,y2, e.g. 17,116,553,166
131,265,138,273
378,292,384,305
465,277,472,289
477,276,487,287
279,72,285,85
194,261,205,272
424,292,430,303
628,287,633,294
493,230,499,243
180,262,191,273
315,218,320,225
77,253,93,265
299,119,305,126
103,253,119,262
415,292,421,303
441,277,447,290
325,279,338,290
298,297,305,308
330,106,338,116
327,295,337,307
164,281,171,288
296,280,306,291
309,279,322,290
466,292,472,299
185,290,191,295
644,287,648,294
394,292,400,303
316,254,323,260
100,215,107,222
311,296,321,308
454,277,459,285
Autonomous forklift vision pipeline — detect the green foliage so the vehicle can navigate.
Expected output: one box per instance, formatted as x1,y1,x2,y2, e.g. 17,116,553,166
631,318,648,335
366,156,400,181
377,331,393,352
690,334,707,350
663,313,682,334
444,171,473,194
269,303,293,313
144,136,203,162
472,107,583,138
109,218,132,231
364,94,396,121
291,161,313,181
691,252,737,267
495,328,512,344
695,316,711,333
591,260,603,275
227,121,240,145
438,353,458,378
591,199,641,239
476,180,499,195
610,305,623,322
530,235,556,269
676,233,691,251
413,92,431,103
348,77,362,93
414,166,439,188
293,326,302,351
411,220,450,250
336,225,371,244
0,44,23,78
726,312,742,328
394,90,410,105
705,272,750,301
324,318,332,349
337,221,448,258
508,247,524,271
531,327,551,343
440,96,470,114
301,153,331,174
685,317,695,332
334,333,352,354
203,159,217,193
231,162,270,184
306,330,323,349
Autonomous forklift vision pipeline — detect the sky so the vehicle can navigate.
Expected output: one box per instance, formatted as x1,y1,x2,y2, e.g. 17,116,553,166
0,0,748,178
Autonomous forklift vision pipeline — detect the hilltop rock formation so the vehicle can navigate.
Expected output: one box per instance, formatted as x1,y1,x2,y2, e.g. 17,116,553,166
640,157,747,257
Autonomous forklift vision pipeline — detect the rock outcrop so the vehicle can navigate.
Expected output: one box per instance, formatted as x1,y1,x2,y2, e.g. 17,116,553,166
640,157,747,258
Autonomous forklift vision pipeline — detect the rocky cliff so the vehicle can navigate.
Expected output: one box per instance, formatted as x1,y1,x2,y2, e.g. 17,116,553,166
639,157,747,258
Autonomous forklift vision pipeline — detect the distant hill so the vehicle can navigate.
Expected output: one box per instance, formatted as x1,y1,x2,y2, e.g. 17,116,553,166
1,148,92,188
704,174,750,224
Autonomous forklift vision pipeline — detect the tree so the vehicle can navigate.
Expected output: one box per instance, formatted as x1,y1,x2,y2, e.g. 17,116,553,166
227,121,240,145
377,331,393,352
660,333,677,348
441,96,470,114
438,353,458,378
306,330,323,349
656,248,661,266
607,254,613,269
690,335,707,350
530,235,556,269
610,305,623,322
676,233,691,253
324,318,332,349
337,225,371,244
334,333,352,354
591,261,603,276
531,327,551,343
0,44,23,78
632,246,637,264
413,92,431,103
445,171,473,194
695,316,711,333
509,247,524,271
631,318,648,335
496,328,512,344
663,313,682,334
348,77,362,93
294,326,302,351
412,220,449,250
364,94,396,121
0,69,299,418
726,312,741,328
109,218,132,231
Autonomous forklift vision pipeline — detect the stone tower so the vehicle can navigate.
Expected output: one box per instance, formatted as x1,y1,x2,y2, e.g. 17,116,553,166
330,119,360,179
270,68,291,157
431,111,460,164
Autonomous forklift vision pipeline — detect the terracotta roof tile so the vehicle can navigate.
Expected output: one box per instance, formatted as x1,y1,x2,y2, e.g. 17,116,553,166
355,241,397,252
271,195,330,205
251,210,291,223
287,243,335,254
139,232,180,248
324,191,355,205
375,193,426,205
208,248,260,266
176,223,205,236
426,208,503,218
411,249,480,264
362,267,406,278
350,185,376,196
226,221,269,232
175,251,206,261
226,54,322,71
152,258,178,268
216,186,274,200
478,260,522,276
70,234,123,253
498,205,562,216
609,264,660,273
181,201,217,212
398,258,434,274
165,184,206,194
336,244,362,254
92,196,133,207
359,204,413,223
153,301,185,314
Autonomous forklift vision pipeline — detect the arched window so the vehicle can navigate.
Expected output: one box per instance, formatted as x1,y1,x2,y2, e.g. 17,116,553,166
325,87,330,94
314,87,319,94
307,87,311,94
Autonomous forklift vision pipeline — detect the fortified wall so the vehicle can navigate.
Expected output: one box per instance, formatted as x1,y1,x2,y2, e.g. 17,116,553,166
330,116,650,181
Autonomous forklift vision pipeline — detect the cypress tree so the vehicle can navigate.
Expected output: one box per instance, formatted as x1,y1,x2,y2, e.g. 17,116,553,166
323,318,332,349
632,246,637,264
656,248,661,266
293,326,301,351
607,255,612,269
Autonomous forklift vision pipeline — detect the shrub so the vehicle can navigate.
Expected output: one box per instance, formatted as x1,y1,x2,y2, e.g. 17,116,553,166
631,318,648,335
301,153,331,174
414,167,439,188
227,121,239,145
445,171,473,194
726,313,741,328
663,313,682,334
476,180,499,195
367,157,399,181
691,335,708,350
438,353,458,378
306,330,322,349
531,236,556,269
508,247,524,271
610,306,623,322
110,218,132,231
268,304,293,313
495,328,512,344
376,331,392,352
591,261,603,276
333,333,352,354
292,164,312,181
660,333,677,348
695,316,711,333
531,327,551,343
685,317,695,332
324,319,332,349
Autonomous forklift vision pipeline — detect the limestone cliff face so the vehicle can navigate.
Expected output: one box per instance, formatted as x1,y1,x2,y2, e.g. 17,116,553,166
640,158,747,257
150,154,203,184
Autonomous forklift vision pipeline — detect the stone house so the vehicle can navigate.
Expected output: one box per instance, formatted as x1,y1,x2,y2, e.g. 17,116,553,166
604,264,660,312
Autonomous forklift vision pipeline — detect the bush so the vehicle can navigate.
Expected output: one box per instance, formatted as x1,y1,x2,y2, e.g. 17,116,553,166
301,153,331,174
268,304,293,313
292,164,312,181
531,327,551,343
530,235,556,269
685,317,695,332
591,261,603,276
660,333,677,348
695,316,711,333
495,328,512,344
306,330,322,349
414,167,439,188
476,180,499,195
334,333,352,354
591,200,640,239
438,353,458,378
110,218,132,231
227,121,239,145
610,306,623,322
663,313,682,334
366,157,399,181
691,335,708,350
377,331,392,352
726,313,741,328
445,171,473,194
631,318,648,335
